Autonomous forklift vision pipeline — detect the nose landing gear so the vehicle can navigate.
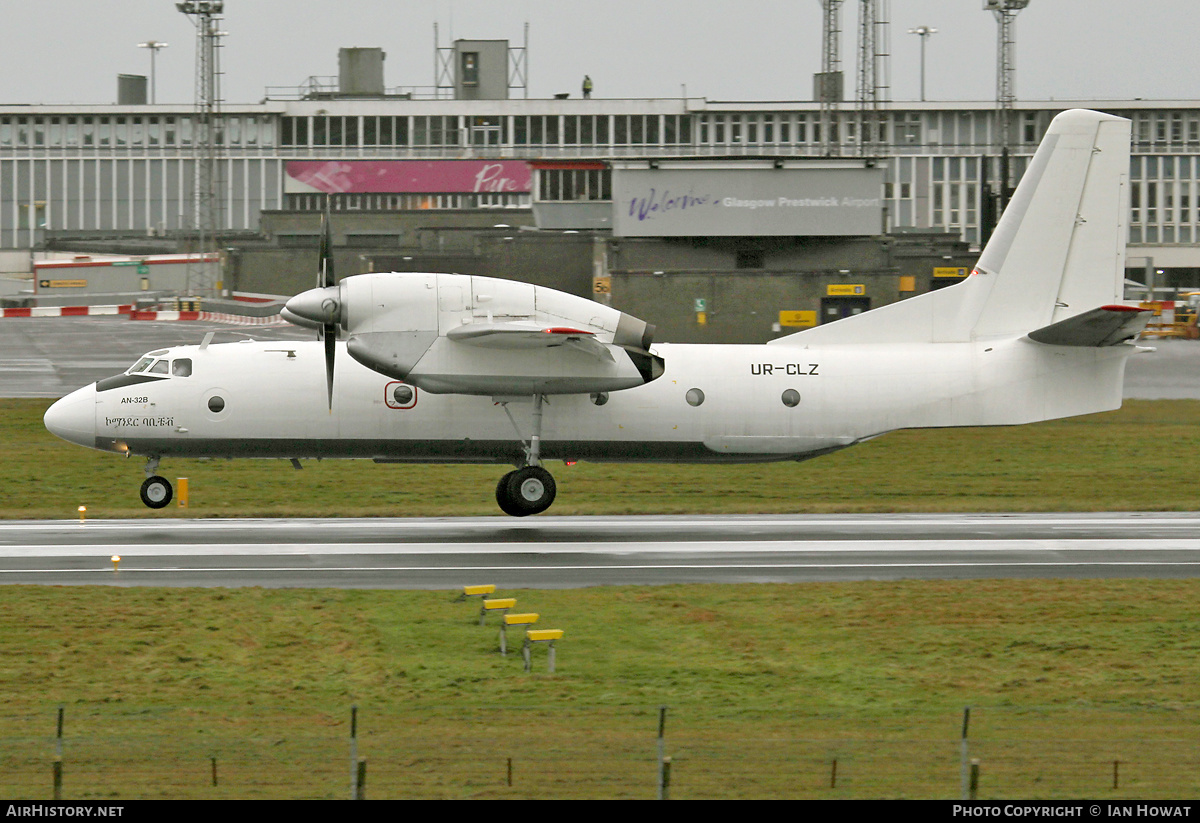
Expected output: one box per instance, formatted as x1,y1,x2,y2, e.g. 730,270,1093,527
139,456,173,509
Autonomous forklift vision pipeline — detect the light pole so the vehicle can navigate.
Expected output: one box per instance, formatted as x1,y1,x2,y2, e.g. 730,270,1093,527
907,26,937,102
138,41,169,104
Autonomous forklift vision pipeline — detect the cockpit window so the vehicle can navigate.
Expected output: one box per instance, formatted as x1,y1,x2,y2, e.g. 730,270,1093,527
129,357,154,374
148,359,169,375
172,359,192,377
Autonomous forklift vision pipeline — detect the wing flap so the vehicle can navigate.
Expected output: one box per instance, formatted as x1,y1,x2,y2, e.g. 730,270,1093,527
446,321,614,361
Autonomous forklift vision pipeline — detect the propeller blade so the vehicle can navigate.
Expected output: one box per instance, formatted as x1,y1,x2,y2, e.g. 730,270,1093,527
319,196,335,289
324,323,336,410
320,195,335,408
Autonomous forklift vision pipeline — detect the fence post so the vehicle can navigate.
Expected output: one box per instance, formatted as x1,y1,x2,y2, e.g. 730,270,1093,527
211,755,218,787
960,706,971,800
1113,759,1120,790
831,757,837,789
349,705,359,800
969,758,980,800
53,706,64,800
355,759,367,800
657,706,668,800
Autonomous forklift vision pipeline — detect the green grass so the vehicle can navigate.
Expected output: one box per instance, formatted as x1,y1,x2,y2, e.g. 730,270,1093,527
1,582,1199,799
6,398,1200,518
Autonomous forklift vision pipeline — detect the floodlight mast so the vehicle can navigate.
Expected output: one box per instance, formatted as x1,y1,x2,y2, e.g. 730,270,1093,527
907,26,936,102
176,0,225,298
137,41,168,105
817,0,844,157
855,0,891,157
988,0,1029,152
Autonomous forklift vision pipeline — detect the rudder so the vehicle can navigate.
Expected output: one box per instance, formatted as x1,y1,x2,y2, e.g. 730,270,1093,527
971,109,1130,338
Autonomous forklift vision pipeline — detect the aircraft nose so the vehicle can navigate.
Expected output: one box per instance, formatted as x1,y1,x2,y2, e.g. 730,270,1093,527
44,384,96,448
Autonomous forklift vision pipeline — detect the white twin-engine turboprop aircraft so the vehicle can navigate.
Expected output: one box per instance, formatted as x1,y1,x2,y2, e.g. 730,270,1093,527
45,109,1149,516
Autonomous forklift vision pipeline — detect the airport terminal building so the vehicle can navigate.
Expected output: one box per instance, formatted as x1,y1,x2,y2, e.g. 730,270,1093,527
7,96,1198,245
3,45,1197,339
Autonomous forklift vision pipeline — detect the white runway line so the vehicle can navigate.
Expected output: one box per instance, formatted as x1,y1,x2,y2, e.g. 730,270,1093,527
3,538,1200,557
5,513,1200,532
5,561,1200,577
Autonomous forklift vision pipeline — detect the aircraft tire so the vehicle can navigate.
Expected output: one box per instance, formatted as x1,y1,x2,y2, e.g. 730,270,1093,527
140,475,173,509
495,471,524,517
496,466,556,517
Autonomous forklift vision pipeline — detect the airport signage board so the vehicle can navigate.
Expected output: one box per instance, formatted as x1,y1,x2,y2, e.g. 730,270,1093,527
613,167,883,237
779,310,817,327
827,284,866,296
286,160,533,194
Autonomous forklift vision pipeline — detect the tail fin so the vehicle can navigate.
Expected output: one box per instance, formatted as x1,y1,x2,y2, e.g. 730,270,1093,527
770,109,1131,348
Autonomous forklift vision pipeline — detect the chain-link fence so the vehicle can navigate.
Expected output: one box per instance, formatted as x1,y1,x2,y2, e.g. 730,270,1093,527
3,704,1197,800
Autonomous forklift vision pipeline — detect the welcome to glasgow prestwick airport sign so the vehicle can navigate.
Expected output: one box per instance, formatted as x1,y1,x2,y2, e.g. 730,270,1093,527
613,166,884,237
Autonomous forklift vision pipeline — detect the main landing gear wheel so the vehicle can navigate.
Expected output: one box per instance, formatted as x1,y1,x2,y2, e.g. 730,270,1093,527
494,394,558,516
140,475,173,509
495,466,556,517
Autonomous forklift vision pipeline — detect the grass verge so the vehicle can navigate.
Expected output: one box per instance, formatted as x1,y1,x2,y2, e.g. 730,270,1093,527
2,581,1200,799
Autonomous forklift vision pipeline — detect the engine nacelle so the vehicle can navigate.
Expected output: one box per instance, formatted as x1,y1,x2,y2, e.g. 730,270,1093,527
284,272,664,396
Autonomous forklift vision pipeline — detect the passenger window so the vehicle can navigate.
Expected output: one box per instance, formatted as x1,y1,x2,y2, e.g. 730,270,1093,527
148,360,169,375
172,359,192,377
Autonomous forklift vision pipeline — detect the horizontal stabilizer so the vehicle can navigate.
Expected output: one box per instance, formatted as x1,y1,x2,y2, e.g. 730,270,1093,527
1026,305,1150,347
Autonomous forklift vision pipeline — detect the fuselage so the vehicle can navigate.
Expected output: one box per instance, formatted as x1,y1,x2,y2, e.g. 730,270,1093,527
43,335,1132,466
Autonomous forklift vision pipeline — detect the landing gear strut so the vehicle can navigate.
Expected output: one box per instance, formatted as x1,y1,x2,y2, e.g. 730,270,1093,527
139,456,173,509
495,394,557,517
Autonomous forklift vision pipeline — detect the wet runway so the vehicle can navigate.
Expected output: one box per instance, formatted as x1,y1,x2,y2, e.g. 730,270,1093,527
2,513,1198,589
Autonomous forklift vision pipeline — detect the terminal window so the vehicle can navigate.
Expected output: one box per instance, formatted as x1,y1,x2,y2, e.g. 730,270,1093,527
461,52,479,86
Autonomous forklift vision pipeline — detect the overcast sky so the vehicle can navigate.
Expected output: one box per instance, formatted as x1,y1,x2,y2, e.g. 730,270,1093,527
1,1,1194,105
